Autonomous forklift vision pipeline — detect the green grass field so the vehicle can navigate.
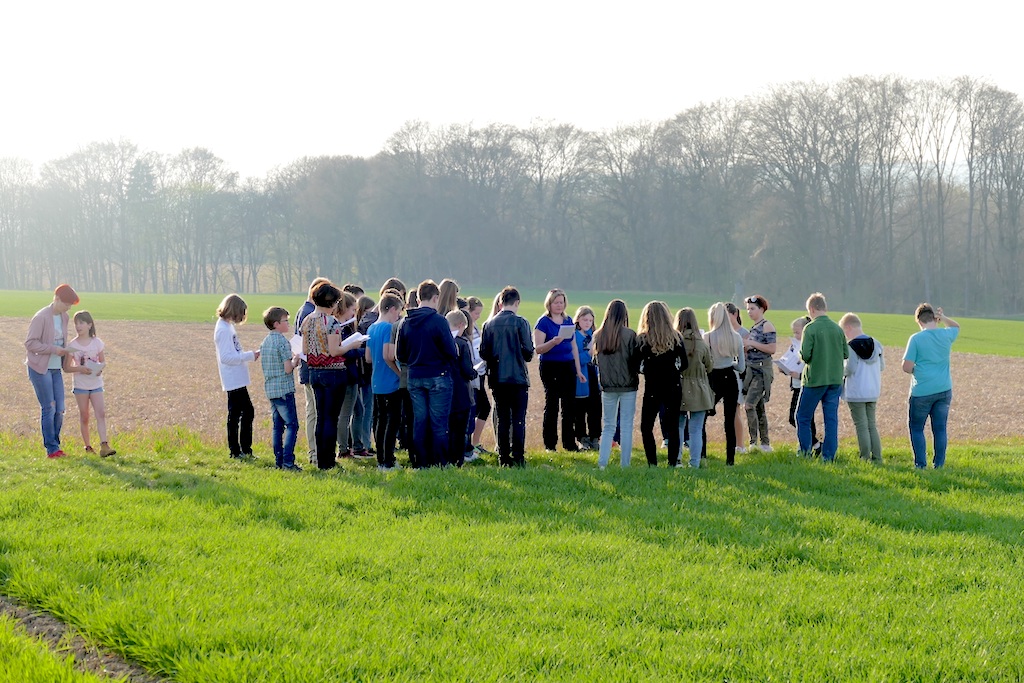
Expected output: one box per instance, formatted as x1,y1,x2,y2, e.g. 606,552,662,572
2,430,1024,681
3,289,1020,356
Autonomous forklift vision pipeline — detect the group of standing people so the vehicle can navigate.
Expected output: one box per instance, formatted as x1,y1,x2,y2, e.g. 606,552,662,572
22,281,959,472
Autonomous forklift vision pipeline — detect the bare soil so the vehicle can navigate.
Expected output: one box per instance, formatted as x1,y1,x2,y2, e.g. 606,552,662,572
3,317,1020,456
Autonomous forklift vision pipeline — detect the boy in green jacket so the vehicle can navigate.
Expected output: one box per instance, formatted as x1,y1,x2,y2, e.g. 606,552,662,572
797,292,848,461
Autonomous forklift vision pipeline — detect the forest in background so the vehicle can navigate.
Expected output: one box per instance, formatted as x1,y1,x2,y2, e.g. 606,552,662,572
2,75,1023,315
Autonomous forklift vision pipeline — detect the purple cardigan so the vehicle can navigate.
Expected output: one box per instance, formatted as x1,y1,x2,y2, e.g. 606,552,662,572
25,303,69,374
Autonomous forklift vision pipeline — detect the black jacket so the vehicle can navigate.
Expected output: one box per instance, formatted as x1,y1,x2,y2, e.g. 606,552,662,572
451,336,477,411
480,311,534,386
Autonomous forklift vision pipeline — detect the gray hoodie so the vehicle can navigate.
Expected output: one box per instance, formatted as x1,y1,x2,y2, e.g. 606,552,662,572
843,336,884,402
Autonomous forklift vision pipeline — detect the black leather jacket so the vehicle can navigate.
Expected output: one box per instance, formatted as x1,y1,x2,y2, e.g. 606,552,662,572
480,311,535,386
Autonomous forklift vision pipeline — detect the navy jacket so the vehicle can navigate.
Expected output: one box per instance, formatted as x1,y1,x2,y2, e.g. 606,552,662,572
396,307,458,379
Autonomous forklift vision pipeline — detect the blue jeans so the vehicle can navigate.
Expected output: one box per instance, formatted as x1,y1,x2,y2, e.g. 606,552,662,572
681,411,706,468
797,384,841,461
269,393,299,467
909,389,952,468
28,367,65,455
599,391,636,468
408,374,453,467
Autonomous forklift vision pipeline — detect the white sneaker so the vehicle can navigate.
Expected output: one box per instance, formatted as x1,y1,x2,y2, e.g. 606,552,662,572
747,443,759,452
736,446,747,454
760,444,773,453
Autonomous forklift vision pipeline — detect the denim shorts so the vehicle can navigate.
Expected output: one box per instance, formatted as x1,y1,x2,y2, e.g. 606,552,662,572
73,387,104,395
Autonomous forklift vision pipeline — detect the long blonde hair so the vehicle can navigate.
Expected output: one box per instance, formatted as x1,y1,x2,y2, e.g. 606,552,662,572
706,302,742,360
637,301,679,355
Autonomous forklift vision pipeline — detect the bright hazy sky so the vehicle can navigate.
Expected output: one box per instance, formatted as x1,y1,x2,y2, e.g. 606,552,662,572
3,0,1020,179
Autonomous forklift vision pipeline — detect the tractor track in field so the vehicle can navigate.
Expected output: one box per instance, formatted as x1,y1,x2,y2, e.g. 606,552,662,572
0,594,168,682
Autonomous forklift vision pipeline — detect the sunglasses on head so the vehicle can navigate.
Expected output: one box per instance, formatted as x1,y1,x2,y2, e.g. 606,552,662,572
745,297,759,305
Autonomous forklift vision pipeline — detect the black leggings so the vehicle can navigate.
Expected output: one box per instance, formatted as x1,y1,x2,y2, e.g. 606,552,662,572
226,387,254,456
709,368,739,465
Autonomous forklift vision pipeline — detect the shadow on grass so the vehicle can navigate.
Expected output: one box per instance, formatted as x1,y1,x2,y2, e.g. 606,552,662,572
78,456,308,533
342,447,1024,565
68,441,1024,576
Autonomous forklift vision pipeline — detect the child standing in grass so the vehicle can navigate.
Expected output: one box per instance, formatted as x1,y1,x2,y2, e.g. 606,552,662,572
573,306,601,451
840,312,884,463
215,294,260,460
784,316,819,454
66,311,115,457
260,307,302,471
366,293,405,470
446,310,478,467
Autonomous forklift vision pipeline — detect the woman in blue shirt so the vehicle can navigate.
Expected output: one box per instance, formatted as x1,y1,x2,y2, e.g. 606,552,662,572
902,304,960,468
534,288,585,451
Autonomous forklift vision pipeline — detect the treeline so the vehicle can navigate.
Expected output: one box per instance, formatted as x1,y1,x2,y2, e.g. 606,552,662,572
2,76,1023,314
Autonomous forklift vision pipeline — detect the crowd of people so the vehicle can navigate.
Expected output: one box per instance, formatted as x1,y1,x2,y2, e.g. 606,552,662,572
23,282,961,471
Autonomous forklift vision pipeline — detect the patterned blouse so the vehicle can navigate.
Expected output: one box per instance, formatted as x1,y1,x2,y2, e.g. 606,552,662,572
745,319,776,364
300,313,347,370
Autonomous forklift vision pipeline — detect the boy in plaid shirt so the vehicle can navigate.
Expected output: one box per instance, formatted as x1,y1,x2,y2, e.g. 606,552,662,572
260,307,302,471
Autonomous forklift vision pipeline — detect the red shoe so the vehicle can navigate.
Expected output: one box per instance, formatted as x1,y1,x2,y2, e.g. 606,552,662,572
47,450,66,459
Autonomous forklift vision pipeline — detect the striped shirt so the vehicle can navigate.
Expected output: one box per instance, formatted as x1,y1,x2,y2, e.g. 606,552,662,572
300,313,347,371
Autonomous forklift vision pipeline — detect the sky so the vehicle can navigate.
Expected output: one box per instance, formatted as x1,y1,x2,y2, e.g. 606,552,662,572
3,0,1020,179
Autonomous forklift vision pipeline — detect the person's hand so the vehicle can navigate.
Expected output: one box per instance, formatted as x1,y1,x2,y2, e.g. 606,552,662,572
578,372,587,383
936,307,944,320
81,367,93,375
253,349,261,360
54,348,68,357
790,371,800,379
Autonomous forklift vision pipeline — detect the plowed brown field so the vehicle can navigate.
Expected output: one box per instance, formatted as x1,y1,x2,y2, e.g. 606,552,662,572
3,317,1018,456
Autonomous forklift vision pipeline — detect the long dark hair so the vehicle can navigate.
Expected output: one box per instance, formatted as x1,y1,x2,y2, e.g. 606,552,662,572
594,299,629,355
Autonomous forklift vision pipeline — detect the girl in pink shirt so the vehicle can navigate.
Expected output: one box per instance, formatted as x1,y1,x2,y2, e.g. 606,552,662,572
66,311,116,457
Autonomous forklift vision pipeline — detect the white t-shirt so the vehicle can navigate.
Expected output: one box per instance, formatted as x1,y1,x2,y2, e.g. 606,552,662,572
48,315,65,370
67,336,105,391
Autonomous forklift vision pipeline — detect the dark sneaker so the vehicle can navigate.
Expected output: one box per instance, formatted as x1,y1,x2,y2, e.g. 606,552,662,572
229,453,245,460
352,448,374,459
281,463,303,472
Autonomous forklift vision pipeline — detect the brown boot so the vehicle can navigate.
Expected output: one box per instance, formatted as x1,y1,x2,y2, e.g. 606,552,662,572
99,442,116,457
